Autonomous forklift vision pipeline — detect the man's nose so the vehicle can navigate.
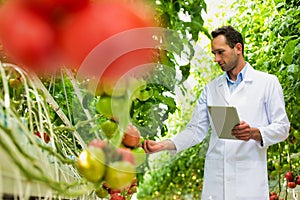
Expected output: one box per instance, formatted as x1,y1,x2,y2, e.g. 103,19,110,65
214,54,221,62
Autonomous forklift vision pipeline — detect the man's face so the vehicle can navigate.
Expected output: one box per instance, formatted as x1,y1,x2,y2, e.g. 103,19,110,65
211,35,238,72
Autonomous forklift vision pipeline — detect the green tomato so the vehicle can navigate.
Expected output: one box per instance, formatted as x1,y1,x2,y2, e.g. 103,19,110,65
293,130,300,139
274,162,281,171
96,96,129,121
131,147,146,167
77,146,106,182
104,161,136,190
9,77,23,89
270,170,278,178
282,163,290,172
101,120,118,138
96,96,113,117
95,186,109,198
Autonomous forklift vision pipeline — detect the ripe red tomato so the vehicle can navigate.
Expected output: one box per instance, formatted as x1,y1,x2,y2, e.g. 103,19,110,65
122,124,141,148
287,181,296,189
19,0,89,19
269,191,278,200
269,194,278,200
59,0,89,12
88,138,108,149
110,193,125,200
115,147,135,165
0,1,60,74
109,188,121,195
34,132,51,143
59,1,155,82
285,171,294,182
295,175,300,185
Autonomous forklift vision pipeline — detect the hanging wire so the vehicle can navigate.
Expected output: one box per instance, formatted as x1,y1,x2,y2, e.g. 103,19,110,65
0,62,94,199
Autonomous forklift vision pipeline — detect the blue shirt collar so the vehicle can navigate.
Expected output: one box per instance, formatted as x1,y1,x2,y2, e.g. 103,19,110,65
226,63,248,85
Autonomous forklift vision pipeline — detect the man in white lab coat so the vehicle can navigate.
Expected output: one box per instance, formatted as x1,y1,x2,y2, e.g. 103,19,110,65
143,26,290,200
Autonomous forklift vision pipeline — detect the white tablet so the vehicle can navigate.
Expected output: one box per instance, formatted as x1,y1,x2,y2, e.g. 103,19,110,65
208,106,240,140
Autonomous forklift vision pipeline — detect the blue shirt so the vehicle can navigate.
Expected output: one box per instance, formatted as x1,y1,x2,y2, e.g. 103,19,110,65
226,64,248,93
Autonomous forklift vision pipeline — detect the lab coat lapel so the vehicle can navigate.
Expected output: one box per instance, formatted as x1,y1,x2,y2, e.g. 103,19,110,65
217,75,230,104
231,81,245,95
232,65,254,96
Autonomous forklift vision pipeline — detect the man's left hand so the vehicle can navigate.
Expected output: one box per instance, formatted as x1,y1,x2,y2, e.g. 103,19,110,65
232,121,262,142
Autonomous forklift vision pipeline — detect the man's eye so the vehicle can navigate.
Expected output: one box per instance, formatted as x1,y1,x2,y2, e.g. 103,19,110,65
212,50,224,55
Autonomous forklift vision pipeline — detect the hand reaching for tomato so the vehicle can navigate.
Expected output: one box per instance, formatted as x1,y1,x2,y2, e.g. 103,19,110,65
142,139,176,154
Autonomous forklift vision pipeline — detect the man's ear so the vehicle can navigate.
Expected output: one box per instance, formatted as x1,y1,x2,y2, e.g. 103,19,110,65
235,43,243,55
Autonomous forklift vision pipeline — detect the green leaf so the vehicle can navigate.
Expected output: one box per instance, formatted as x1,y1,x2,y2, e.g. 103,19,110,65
283,39,298,65
180,64,191,81
287,64,299,74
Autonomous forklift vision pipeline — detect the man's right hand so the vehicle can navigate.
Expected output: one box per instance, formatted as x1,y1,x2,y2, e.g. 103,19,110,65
142,139,176,154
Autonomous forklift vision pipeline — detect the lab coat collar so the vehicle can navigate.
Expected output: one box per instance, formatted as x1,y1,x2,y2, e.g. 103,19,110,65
242,62,254,83
217,62,254,103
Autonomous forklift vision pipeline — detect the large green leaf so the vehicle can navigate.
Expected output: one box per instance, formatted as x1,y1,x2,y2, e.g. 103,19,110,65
283,39,299,65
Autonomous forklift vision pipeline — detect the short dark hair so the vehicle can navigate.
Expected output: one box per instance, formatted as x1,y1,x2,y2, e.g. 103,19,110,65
211,26,244,56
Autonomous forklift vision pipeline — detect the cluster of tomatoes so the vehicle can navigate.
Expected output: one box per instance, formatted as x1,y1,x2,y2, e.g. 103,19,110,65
269,171,300,200
0,2,154,199
269,191,281,200
88,56,152,199
285,171,300,189
77,122,146,200
97,177,138,200
0,0,155,81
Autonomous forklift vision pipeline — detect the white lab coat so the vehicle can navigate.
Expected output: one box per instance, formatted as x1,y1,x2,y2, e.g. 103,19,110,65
171,64,290,200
